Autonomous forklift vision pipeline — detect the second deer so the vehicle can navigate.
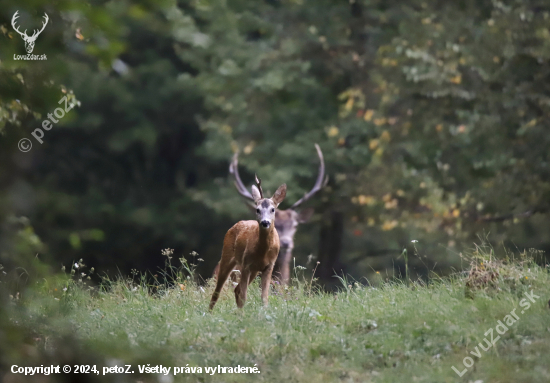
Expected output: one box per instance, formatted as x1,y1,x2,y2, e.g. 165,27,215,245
209,176,286,310
229,144,327,283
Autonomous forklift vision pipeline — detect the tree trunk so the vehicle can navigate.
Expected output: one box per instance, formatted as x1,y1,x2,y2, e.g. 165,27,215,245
317,210,344,287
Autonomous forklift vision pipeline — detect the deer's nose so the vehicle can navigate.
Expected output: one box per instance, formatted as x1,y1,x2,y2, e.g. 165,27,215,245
260,220,270,228
280,239,291,248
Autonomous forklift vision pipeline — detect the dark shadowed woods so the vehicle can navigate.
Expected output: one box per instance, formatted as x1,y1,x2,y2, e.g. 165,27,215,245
1,0,550,287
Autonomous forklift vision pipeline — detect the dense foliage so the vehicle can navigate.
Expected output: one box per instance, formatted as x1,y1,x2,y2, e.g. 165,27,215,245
1,0,550,283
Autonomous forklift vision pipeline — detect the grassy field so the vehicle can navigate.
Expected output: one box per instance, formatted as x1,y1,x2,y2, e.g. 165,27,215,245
3,247,550,383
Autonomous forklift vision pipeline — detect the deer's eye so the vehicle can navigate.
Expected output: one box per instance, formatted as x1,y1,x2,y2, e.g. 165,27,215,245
256,208,260,214
271,208,275,213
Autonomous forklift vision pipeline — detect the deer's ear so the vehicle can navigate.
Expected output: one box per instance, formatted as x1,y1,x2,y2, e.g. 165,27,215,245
251,185,262,203
296,208,314,223
271,184,287,207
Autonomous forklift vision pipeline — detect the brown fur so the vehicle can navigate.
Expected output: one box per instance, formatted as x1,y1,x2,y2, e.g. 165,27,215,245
209,184,286,310
212,207,314,285
229,145,324,285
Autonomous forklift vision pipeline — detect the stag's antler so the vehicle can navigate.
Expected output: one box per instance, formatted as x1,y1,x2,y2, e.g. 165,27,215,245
289,143,328,209
230,144,327,208
229,152,253,199
11,11,49,38
11,11,27,38
30,13,49,39
254,174,264,199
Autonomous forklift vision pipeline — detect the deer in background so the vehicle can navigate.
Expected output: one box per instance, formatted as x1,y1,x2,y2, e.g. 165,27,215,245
230,144,327,284
209,176,286,310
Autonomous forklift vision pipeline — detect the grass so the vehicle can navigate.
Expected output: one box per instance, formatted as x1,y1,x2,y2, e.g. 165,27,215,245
3,246,550,382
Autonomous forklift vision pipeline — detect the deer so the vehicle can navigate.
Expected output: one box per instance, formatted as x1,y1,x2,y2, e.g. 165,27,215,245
11,11,49,54
209,176,286,310
228,144,327,284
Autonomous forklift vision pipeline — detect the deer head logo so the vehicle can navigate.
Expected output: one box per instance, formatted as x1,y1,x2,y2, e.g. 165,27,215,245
11,11,49,54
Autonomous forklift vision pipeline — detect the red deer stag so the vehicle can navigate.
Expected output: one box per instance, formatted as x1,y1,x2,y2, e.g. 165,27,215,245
209,176,286,310
229,144,327,284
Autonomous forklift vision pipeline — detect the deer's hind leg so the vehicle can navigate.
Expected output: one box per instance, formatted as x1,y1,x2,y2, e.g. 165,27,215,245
209,231,238,310
209,257,236,310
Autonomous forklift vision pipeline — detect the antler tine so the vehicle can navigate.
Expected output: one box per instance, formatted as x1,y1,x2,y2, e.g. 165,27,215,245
11,11,26,37
289,143,326,209
254,174,264,199
40,13,48,32
31,13,49,38
229,152,254,200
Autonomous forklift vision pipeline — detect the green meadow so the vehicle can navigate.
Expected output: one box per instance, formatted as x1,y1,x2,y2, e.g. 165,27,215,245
3,247,550,383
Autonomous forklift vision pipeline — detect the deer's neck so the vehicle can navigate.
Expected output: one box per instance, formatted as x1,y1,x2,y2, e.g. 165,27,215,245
258,224,276,248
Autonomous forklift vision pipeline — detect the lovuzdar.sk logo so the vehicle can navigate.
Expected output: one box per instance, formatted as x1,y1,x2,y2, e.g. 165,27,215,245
11,10,48,60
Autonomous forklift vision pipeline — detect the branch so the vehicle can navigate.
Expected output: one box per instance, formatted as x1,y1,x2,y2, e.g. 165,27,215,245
476,207,548,222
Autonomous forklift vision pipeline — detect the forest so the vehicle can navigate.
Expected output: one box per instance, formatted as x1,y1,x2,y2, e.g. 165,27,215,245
2,1,550,382
2,0,549,286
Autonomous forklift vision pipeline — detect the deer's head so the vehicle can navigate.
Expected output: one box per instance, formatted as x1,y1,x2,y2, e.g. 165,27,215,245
231,144,327,246
11,11,49,54
274,208,314,250
251,175,286,230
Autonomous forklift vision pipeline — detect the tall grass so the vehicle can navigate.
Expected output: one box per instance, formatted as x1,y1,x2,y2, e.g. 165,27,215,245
2,246,550,382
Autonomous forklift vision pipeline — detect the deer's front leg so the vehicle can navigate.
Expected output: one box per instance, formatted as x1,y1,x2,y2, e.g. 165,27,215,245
235,268,252,308
278,249,292,284
260,263,275,306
